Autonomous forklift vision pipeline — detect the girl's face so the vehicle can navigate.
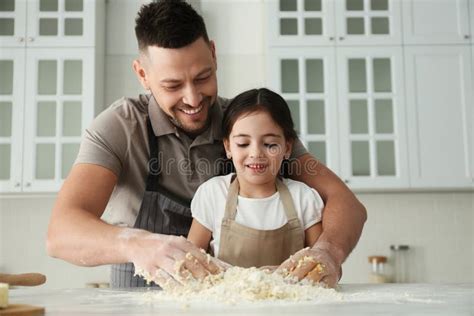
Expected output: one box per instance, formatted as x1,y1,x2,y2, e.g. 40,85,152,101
223,110,292,190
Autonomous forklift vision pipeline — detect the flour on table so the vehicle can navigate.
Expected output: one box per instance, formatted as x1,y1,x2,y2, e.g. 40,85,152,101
138,266,342,304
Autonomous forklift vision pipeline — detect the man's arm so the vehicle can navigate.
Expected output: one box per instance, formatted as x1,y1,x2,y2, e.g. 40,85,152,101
46,163,221,282
291,153,367,259
279,153,367,286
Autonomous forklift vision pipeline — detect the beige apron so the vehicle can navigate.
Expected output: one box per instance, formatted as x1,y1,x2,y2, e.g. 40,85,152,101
218,176,305,268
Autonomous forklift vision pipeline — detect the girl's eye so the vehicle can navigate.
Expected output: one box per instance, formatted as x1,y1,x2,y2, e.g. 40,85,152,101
236,143,248,147
265,143,278,148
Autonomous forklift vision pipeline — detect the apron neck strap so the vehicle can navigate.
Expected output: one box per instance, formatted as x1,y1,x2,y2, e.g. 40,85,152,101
223,176,299,221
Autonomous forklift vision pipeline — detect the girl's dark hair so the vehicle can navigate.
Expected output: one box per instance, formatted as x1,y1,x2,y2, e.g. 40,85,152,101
222,88,298,141
135,0,209,51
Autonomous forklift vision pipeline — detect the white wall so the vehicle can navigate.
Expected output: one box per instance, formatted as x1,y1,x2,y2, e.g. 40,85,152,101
0,0,473,288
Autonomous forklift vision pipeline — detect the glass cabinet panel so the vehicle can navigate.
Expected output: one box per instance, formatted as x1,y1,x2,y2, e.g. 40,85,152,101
39,18,58,36
306,59,324,93
346,0,364,11
351,141,370,176
65,0,83,12
38,60,57,95
63,60,82,94
307,100,325,134
349,99,368,134
280,18,298,35
0,0,14,11
62,101,82,136
0,102,12,136
64,18,82,36
0,18,14,36
36,144,55,179
348,59,366,92
281,59,299,92
377,140,395,175
40,0,58,12
373,58,392,92
0,145,11,179
280,0,297,11
371,0,388,11
305,18,322,35
36,101,56,137
374,99,393,133
0,60,13,94
304,0,321,11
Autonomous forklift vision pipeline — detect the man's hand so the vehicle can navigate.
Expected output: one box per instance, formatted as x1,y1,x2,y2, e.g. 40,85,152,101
122,229,226,288
275,242,344,288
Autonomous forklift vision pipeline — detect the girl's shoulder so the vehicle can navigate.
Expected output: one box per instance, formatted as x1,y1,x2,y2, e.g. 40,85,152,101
282,178,324,204
198,173,234,192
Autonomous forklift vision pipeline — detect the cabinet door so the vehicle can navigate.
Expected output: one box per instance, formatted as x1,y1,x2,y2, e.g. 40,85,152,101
334,0,402,46
0,0,26,47
402,0,471,45
25,0,97,47
267,47,340,173
405,46,473,189
23,48,94,192
0,48,25,192
337,47,409,189
267,0,336,46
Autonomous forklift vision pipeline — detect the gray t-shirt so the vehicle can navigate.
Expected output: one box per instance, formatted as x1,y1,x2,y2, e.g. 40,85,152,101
76,94,308,227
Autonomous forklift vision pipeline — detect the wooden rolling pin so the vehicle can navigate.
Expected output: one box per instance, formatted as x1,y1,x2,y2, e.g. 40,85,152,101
0,273,46,286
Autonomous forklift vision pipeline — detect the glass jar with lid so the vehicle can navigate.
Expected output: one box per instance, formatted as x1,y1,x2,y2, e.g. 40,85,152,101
390,245,410,283
368,256,388,283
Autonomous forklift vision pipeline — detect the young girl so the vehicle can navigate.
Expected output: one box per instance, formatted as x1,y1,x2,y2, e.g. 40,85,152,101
187,88,324,268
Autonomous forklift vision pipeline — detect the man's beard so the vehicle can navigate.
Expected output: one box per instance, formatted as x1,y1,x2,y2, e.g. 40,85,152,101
170,97,214,137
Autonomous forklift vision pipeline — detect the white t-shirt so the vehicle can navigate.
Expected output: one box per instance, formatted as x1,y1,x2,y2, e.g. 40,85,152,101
190,174,324,257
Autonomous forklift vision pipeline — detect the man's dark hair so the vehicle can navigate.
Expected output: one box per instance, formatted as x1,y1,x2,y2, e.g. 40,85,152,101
135,0,209,51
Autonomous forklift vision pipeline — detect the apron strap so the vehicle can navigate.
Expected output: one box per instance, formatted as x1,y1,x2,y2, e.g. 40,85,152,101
223,176,299,222
223,175,239,220
275,178,299,222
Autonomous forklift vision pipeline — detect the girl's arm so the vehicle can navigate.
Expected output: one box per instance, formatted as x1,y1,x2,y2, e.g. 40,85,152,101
187,219,212,251
305,222,323,247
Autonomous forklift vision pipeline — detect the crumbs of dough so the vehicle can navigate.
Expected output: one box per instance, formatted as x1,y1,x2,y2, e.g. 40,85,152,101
144,267,341,304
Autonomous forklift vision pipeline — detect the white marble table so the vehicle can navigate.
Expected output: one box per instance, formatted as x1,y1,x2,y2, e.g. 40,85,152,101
9,283,474,315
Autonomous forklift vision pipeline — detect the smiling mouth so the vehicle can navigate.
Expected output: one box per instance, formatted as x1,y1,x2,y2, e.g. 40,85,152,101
180,104,204,115
246,163,267,171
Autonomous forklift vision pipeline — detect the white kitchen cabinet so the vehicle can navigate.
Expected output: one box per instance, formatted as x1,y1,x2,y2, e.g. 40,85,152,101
337,47,409,188
0,0,99,48
404,46,473,189
334,0,402,46
267,0,336,46
0,48,25,192
401,0,472,45
21,49,95,192
267,0,402,47
267,47,340,171
0,0,104,193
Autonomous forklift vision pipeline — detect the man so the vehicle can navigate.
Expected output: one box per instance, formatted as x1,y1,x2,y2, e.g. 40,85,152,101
47,0,366,288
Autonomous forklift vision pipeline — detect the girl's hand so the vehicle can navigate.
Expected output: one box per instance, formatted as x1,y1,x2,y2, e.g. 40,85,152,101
275,242,343,288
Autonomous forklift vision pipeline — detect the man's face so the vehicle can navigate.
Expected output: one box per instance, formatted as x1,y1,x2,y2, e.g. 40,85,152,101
134,37,218,136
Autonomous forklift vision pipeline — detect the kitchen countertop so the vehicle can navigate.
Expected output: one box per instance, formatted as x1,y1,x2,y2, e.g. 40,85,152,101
8,283,473,315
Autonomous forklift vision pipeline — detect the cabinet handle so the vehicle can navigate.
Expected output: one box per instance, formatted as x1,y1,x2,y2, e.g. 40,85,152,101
26,182,31,187
344,179,350,184
464,35,471,39
18,37,25,42
339,36,345,41
329,36,334,41
27,37,34,42
14,182,20,188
